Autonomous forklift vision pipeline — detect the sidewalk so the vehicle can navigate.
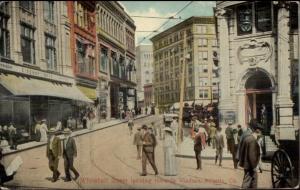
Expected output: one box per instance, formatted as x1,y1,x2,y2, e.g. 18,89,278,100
3,114,151,156
176,137,232,160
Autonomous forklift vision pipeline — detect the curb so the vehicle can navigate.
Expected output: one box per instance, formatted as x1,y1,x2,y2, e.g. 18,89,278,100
3,115,152,156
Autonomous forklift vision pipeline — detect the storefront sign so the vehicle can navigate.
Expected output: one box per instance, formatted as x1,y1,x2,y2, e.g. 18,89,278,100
0,61,73,84
224,111,236,124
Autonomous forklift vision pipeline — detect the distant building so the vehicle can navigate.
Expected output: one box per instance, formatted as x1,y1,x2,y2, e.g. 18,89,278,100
96,1,137,119
136,45,154,108
151,17,218,113
215,1,299,139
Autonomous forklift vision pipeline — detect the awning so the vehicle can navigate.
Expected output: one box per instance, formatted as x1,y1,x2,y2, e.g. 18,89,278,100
77,85,97,100
0,73,93,103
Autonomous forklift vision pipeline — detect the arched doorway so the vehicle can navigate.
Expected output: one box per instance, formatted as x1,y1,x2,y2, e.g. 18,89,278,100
245,70,273,134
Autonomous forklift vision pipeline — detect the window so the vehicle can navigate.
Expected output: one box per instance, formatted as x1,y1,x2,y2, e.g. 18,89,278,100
45,35,56,70
199,78,208,86
76,40,95,76
199,51,208,61
0,16,10,57
237,4,252,35
100,47,108,72
76,40,86,74
88,56,95,76
197,25,207,34
199,39,207,47
255,2,271,32
212,39,218,47
213,89,218,99
111,52,119,76
199,89,208,99
44,1,54,22
21,24,35,64
290,2,298,30
20,1,35,13
203,65,208,73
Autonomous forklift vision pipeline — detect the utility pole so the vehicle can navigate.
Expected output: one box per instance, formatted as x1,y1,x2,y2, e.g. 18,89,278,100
177,29,188,145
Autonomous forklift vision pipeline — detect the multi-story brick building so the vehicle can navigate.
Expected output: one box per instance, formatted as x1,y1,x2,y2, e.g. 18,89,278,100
0,1,91,142
96,1,137,119
151,17,218,113
135,45,154,109
67,1,98,104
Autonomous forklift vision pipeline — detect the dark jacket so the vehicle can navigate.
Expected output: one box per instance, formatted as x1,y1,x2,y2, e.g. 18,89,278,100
63,137,77,158
194,134,202,152
215,133,224,149
238,135,260,170
46,136,62,158
0,163,14,185
142,132,154,152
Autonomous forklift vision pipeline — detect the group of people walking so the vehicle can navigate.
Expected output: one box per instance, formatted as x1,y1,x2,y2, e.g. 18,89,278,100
132,118,177,176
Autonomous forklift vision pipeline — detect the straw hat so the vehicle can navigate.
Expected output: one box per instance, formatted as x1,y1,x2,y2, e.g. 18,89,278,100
62,128,72,134
48,128,57,134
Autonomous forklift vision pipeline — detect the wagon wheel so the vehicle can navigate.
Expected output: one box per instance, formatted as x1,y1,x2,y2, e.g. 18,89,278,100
271,149,296,188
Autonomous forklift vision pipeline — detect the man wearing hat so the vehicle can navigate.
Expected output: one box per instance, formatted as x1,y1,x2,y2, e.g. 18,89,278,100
133,127,143,159
62,128,79,182
46,128,62,182
238,123,263,188
140,125,158,176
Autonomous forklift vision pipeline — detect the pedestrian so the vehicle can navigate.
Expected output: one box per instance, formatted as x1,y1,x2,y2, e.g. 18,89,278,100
127,117,134,136
56,121,62,132
203,118,211,146
148,127,158,165
40,119,48,142
170,117,178,143
257,133,264,173
34,121,42,142
133,127,143,159
163,128,177,176
82,114,87,129
190,116,200,139
194,128,203,170
145,107,148,115
62,128,80,182
232,125,239,169
238,124,262,188
0,148,17,186
2,126,9,142
237,124,243,144
46,128,62,182
140,125,158,176
225,123,238,169
209,117,217,149
8,123,17,150
151,122,158,137
215,127,224,166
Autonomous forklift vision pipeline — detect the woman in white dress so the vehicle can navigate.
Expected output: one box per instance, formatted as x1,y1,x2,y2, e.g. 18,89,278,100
163,127,177,176
39,119,48,142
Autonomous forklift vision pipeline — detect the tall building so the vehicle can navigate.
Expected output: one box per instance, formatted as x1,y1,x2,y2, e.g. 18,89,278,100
136,45,154,108
151,17,218,113
215,2,299,139
96,1,137,119
67,1,98,105
0,1,91,142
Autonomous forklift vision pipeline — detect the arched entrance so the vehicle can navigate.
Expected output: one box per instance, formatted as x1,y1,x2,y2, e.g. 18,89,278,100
245,70,273,134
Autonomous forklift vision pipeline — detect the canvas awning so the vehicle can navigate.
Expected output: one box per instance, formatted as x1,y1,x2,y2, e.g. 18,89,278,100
77,85,97,100
0,73,93,103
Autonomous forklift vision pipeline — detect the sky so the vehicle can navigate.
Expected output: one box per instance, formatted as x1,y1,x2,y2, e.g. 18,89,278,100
119,1,216,46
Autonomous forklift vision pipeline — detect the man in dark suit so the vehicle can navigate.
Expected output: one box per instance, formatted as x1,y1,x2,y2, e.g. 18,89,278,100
62,128,79,182
141,125,158,176
194,128,203,170
46,128,62,182
215,127,224,166
238,124,262,188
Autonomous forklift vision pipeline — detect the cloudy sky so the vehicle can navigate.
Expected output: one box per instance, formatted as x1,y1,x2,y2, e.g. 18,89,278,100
119,1,216,46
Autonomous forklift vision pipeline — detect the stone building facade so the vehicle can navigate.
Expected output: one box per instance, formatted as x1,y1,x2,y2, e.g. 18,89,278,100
216,1,299,140
96,1,137,119
151,17,218,113
0,1,91,142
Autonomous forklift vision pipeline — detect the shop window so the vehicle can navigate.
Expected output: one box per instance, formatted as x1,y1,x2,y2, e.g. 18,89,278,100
44,1,54,23
237,4,252,35
21,24,35,64
45,35,56,71
255,2,272,32
100,47,108,73
0,15,10,58
20,1,35,13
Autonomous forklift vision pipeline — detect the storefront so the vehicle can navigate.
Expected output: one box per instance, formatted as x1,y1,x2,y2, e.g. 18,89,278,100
0,72,92,143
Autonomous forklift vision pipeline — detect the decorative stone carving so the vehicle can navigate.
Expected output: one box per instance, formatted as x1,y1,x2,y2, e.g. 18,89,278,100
237,39,272,66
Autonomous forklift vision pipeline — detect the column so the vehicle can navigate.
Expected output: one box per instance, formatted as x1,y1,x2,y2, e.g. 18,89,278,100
275,2,295,140
215,8,235,126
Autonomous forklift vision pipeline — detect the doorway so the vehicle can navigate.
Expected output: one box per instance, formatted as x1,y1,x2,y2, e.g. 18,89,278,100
245,70,273,135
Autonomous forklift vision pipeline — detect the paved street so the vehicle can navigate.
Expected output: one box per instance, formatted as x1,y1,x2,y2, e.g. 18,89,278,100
3,115,272,189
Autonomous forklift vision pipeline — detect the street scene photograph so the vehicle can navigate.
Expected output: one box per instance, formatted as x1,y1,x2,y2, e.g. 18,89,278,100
0,1,299,189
